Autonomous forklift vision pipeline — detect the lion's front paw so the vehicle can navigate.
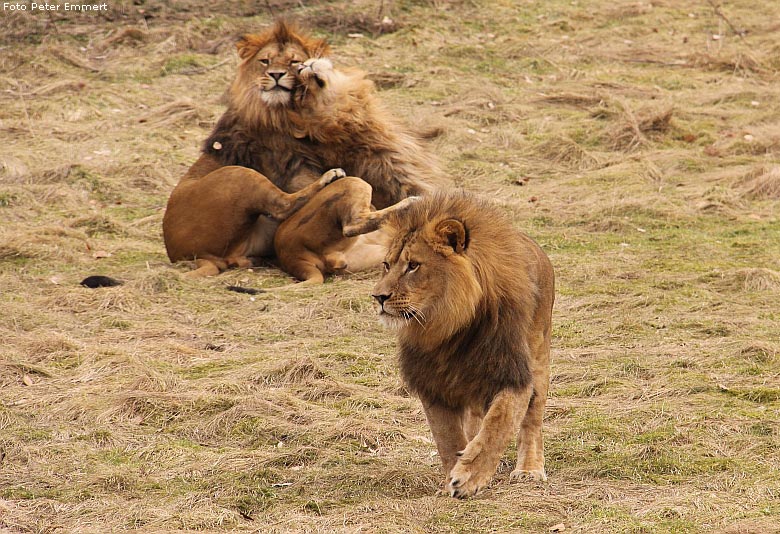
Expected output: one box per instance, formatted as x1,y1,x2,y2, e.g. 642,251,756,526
446,447,496,499
298,58,333,88
509,467,547,483
321,168,346,184
448,461,492,499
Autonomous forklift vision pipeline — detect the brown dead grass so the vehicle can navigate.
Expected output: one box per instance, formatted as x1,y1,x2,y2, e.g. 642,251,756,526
688,50,769,77
534,135,602,170
605,102,674,152
737,166,780,200
535,92,606,108
724,268,780,292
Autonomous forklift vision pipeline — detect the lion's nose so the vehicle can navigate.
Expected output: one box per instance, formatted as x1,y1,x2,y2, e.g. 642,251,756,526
372,293,391,306
268,71,285,82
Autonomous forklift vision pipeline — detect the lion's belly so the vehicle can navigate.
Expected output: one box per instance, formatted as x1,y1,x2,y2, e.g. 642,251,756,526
245,216,278,257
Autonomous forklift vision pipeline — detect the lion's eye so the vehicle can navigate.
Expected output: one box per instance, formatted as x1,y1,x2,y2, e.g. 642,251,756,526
290,59,301,66
382,262,390,272
258,58,270,66
407,261,420,273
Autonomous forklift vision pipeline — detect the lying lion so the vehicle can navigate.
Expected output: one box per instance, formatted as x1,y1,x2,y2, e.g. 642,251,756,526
163,21,442,279
274,177,419,285
373,191,555,498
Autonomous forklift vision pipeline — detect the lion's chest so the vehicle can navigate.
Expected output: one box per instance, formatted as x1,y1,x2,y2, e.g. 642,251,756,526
398,311,531,410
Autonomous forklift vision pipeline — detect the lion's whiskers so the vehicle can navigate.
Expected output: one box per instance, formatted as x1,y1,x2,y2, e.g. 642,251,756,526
405,303,427,328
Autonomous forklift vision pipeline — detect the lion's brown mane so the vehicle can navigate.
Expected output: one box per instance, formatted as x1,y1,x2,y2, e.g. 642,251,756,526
200,20,441,208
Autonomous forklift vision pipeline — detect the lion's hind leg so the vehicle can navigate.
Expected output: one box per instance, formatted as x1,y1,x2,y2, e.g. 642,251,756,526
286,257,326,285
267,249,327,289
268,168,346,220
511,330,551,483
509,389,547,483
462,408,484,442
447,387,532,498
342,195,420,237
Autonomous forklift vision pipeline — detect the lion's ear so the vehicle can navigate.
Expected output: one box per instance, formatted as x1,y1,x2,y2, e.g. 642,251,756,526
434,219,467,254
236,35,258,60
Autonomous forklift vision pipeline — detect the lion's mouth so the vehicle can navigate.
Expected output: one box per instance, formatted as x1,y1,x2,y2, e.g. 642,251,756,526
379,308,425,327
377,312,404,330
376,306,397,319
259,84,295,106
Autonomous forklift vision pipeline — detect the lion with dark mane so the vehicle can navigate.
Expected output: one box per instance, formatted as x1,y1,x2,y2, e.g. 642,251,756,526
163,21,441,278
372,191,555,498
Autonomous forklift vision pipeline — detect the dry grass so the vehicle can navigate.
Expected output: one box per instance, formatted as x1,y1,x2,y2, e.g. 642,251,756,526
2,0,780,532
737,166,780,200
605,102,675,152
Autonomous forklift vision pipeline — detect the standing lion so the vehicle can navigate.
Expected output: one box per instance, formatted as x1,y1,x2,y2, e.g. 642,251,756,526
162,21,442,278
372,192,555,498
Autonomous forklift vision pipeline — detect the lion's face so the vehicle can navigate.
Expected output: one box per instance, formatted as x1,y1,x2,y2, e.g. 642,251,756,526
372,219,483,342
233,22,330,109
240,42,307,107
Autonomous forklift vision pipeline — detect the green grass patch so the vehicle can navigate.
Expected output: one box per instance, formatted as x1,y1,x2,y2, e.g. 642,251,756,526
723,387,780,404
0,192,18,207
181,360,243,379
160,54,210,76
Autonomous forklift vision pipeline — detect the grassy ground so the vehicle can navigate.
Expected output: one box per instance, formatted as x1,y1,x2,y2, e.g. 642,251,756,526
1,1,779,532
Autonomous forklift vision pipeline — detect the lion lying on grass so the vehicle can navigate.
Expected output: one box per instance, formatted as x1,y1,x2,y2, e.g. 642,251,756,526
372,192,555,498
274,177,419,285
162,21,441,279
